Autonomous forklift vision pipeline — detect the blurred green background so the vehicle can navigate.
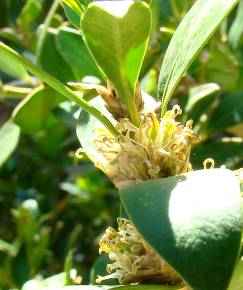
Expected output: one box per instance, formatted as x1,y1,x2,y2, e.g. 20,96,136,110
0,0,243,289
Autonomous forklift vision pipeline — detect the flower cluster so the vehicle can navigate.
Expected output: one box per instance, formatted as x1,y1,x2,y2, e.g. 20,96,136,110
94,105,200,189
97,218,181,284
93,105,199,285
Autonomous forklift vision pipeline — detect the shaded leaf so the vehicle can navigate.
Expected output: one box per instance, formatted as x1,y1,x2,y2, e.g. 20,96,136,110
12,86,65,132
158,0,239,114
39,29,76,82
184,83,220,124
56,27,100,80
17,0,41,31
205,92,243,136
0,120,20,167
191,140,243,169
205,41,241,91
121,169,243,290
0,239,18,256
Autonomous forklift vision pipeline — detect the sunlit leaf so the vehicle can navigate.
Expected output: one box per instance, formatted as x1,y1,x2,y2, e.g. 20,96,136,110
228,256,243,290
81,1,151,123
158,0,239,114
228,0,243,49
0,45,29,80
121,169,243,290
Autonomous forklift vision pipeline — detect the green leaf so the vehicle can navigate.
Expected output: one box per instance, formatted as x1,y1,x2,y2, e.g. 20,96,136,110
228,0,243,49
0,120,20,167
228,256,243,290
120,169,243,290
0,46,29,80
63,3,81,28
184,83,220,123
39,29,76,82
204,41,241,92
56,27,101,80
0,239,18,256
204,92,243,137
158,0,239,115
191,140,243,169
90,254,116,285
81,1,152,125
76,96,115,163
17,0,41,31
62,0,85,15
12,86,65,132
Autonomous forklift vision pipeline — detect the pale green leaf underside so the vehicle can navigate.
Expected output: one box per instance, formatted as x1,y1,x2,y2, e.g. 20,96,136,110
81,1,151,111
158,0,239,114
121,169,243,290
0,48,29,80
184,83,220,113
0,120,20,166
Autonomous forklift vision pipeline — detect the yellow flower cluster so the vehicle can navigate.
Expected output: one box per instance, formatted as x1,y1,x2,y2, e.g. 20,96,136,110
94,105,200,189
97,218,181,284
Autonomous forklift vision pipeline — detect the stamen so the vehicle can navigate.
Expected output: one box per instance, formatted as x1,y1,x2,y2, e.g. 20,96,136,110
203,158,215,169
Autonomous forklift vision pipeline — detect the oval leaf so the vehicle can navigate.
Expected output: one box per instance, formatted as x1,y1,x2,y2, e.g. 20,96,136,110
158,0,239,114
81,1,151,111
56,27,101,80
0,47,29,80
12,86,65,132
120,169,243,290
0,120,20,166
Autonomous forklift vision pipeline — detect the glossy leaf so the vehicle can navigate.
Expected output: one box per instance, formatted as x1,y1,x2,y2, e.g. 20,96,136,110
158,0,239,114
121,169,243,290
56,27,100,80
81,1,151,123
0,120,20,166
12,86,65,132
